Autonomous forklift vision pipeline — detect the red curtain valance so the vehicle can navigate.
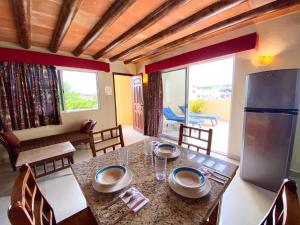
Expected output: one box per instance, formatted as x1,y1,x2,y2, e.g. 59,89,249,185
145,33,258,74
0,47,110,72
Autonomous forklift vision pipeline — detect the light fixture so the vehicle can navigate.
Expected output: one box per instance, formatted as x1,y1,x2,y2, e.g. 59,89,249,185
143,73,148,84
252,55,275,67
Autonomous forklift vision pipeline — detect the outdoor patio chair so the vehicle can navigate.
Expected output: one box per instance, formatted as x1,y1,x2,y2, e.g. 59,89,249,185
163,107,185,122
178,105,220,126
163,107,204,127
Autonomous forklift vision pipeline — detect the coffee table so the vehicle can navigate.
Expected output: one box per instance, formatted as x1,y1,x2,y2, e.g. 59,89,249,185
16,141,76,178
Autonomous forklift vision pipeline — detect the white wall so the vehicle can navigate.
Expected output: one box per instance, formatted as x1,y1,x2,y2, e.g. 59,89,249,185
136,12,300,172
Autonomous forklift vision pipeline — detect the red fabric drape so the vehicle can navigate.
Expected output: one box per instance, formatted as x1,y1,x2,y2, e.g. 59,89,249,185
145,33,258,74
0,47,110,72
0,62,62,130
145,72,163,137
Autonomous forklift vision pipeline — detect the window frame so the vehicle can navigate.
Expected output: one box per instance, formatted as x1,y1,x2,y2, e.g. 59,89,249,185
57,67,100,113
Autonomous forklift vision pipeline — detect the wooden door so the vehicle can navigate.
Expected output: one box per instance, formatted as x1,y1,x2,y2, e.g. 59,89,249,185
131,75,144,133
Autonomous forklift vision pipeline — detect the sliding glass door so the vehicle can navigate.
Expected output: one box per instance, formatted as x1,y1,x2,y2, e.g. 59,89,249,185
188,57,233,155
161,57,234,155
162,68,187,140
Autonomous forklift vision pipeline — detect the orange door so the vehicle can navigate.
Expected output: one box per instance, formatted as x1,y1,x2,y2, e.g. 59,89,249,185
131,75,144,133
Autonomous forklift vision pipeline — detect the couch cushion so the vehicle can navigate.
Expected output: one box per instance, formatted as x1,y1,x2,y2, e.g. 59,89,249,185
80,120,97,133
3,130,21,147
19,131,90,152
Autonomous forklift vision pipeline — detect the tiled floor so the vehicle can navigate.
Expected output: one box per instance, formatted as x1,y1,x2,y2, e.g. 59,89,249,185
0,125,279,225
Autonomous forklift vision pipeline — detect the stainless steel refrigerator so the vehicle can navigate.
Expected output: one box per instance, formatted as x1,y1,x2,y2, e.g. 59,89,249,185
240,69,300,192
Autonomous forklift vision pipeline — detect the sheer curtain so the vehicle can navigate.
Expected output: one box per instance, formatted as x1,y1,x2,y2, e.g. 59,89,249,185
145,72,163,137
0,62,62,130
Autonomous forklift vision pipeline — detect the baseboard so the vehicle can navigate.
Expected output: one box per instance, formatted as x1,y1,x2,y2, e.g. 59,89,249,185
290,169,300,178
226,153,240,162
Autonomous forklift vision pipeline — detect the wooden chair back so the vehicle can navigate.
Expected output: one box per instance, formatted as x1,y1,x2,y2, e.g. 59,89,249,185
8,164,56,225
93,125,124,154
260,179,300,225
178,123,213,155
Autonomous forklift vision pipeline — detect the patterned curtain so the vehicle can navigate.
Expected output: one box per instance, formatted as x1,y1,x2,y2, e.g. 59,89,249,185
0,62,62,130
145,72,163,137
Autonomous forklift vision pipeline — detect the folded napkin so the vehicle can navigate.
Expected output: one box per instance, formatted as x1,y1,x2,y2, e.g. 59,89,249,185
119,187,149,213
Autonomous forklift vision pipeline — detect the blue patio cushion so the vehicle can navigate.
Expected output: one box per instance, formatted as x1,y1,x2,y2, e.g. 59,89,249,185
163,107,204,124
163,107,185,122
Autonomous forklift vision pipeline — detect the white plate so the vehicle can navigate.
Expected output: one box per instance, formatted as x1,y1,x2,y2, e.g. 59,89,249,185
92,168,133,193
154,146,181,159
168,174,211,199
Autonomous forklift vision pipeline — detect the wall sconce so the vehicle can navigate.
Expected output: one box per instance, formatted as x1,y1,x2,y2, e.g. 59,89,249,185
252,55,275,67
143,73,148,84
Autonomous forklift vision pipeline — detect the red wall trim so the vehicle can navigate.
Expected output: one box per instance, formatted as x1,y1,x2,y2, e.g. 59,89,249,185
145,33,258,74
0,47,110,72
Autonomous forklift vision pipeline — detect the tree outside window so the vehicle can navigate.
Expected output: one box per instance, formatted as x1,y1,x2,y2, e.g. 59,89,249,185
58,69,99,111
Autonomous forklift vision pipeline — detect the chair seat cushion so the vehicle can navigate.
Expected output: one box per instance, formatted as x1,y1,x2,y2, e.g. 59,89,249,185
58,207,98,225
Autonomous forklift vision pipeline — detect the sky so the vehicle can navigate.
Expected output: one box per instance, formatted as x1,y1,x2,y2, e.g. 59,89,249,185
62,70,98,95
189,57,234,87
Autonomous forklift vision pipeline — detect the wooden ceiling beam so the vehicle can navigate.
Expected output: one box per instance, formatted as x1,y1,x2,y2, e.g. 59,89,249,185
93,0,189,60
12,0,31,49
124,0,300,64
49,0,83,53
109,0,246,62
73,0,136,57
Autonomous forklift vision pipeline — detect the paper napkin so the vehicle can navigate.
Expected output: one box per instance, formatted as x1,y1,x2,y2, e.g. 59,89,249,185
119,187,149,213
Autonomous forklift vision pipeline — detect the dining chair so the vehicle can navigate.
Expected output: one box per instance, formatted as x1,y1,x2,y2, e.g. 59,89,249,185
93,124,125,154
178,123,213,155
259,179,300,225
8,164,98,225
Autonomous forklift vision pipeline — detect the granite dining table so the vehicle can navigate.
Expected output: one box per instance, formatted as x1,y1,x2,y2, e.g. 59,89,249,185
71,137,238,225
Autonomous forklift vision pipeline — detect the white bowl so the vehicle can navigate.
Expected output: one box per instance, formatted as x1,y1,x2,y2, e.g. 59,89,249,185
155,143,176,157
95,165,127,186
92,168,133,193
172,167,206,190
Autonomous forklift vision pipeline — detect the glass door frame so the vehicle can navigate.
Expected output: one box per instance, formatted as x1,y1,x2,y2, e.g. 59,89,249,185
161,67,189,141
161,55,234,156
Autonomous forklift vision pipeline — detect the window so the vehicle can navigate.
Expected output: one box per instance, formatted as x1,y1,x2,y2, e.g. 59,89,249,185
58,69,99,111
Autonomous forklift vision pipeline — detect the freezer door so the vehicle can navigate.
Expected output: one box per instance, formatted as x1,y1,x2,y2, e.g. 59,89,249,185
246,69,299,109
240,111,296,192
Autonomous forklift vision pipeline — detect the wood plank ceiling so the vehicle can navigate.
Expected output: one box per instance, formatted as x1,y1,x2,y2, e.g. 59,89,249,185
0,0,300,64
